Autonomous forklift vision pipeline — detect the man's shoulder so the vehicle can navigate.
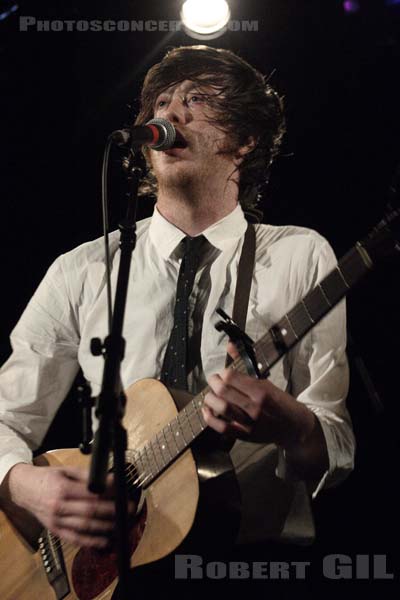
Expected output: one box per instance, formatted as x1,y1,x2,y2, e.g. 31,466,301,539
255,222,329,251
57,216,152,271
254,223,335,274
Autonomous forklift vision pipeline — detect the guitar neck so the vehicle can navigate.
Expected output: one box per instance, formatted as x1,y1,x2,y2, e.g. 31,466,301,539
126,390,208,488
252,242,373,375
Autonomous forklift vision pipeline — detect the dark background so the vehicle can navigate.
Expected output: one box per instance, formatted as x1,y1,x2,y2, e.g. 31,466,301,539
1,0,400,595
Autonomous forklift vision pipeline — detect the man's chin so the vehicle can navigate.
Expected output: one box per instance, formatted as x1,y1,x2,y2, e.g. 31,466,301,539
154,165,199,190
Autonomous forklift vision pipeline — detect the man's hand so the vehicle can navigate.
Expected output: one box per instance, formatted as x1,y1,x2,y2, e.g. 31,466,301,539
3,463,136,549
202,342,329,479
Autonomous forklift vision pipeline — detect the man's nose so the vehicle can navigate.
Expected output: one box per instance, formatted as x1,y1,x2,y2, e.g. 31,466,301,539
164,95,192,124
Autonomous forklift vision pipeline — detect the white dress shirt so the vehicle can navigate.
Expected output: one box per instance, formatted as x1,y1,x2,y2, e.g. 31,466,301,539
0,204,355,544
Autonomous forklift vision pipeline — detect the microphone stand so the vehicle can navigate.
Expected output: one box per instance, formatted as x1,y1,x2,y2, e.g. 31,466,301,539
88,147,142,599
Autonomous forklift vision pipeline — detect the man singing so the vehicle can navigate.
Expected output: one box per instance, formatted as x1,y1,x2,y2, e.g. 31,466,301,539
0,45,354,585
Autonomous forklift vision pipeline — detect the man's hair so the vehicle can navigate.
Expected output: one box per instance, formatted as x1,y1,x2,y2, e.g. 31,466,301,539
134,45,285,211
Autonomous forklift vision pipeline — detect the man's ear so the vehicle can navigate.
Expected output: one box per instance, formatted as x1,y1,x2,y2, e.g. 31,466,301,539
234,136,257,162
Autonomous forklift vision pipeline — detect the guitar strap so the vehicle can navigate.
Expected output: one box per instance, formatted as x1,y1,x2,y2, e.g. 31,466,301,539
225,222,256,367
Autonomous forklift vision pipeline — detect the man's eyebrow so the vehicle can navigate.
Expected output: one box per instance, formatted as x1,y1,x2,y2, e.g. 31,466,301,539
154,86,202,104
155,89,171,100
153,84,217,107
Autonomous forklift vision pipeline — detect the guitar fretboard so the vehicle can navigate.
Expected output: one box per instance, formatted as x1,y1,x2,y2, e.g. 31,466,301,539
253,243,372,373
126,393,207,488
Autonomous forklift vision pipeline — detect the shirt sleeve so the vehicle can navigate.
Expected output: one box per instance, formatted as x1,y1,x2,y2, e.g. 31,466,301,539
0,256,80,485
276,238,355,497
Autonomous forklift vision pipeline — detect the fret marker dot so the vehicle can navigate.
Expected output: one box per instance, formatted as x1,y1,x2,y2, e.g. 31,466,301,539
281,328,288,336
257,362,263,370
161,445,165,450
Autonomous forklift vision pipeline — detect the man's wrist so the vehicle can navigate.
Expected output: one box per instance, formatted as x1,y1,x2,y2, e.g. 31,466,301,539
281,411,329,480
1,462,35,509
279,397,317,453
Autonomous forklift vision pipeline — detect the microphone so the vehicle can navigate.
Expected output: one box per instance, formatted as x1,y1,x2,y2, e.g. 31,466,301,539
110,118,176,151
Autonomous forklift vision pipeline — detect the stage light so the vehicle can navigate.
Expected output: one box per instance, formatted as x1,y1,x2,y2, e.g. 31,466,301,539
181,0,231,40
0,1,18,21
343,1,360,13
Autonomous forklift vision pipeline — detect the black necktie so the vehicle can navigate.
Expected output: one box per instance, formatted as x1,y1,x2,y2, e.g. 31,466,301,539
161,235,206,390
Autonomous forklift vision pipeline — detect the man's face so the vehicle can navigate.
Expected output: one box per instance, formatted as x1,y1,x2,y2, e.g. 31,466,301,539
148,79,239,193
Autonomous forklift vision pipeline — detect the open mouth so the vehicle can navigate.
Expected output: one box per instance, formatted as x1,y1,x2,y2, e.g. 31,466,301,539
172,130,188,149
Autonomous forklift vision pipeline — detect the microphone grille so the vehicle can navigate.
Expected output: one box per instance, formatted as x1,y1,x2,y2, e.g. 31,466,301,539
146,118,176,150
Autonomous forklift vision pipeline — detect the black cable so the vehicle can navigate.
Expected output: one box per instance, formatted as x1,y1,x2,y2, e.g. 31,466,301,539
101,136,114,334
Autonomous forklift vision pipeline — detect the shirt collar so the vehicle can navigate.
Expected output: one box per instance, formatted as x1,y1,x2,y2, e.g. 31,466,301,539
148,204,248,260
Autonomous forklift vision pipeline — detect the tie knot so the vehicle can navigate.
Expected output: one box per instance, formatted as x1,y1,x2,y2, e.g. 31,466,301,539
182,235,206,257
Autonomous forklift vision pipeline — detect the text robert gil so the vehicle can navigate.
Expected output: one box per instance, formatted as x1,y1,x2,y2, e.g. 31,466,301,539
175,554,395,580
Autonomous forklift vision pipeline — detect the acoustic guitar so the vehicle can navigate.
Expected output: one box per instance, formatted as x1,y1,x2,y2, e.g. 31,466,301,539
0,202,399,600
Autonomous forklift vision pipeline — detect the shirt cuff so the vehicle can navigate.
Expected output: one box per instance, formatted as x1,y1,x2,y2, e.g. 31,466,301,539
276,412,354,499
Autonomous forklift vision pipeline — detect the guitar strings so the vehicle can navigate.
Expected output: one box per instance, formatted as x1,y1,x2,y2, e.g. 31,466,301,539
44,352,254,557
40,326,293,559
46,389,221,555
46,387,221,556
130,353,251,484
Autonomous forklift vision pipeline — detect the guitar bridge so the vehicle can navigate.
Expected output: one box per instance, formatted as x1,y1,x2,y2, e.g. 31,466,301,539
38,529,70,600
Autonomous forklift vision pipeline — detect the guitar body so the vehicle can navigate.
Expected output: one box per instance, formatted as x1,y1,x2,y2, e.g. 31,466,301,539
0,379,238,600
